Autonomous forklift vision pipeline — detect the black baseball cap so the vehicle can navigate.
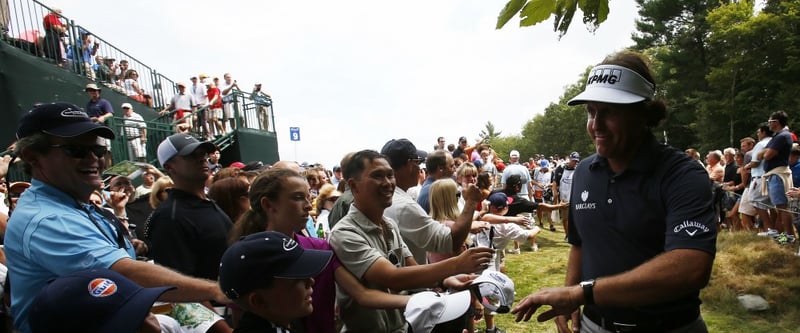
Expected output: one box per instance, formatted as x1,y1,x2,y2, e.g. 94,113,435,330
16,102,115,140
219,231,332,299
380,139,428,168
505,174,523,189
29,268,174,333
157,133,217,166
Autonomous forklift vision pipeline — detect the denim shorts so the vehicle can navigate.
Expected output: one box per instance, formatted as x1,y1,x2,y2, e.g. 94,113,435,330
766,175,789,206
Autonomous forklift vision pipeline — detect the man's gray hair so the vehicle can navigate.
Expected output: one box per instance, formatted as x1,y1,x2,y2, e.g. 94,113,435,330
13,132,50,175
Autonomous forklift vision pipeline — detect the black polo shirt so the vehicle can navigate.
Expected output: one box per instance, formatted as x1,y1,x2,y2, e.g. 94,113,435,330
147,188,232,280
567,133,717,321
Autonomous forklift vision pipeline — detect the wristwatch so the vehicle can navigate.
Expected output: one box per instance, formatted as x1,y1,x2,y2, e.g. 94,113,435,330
579,279,596,305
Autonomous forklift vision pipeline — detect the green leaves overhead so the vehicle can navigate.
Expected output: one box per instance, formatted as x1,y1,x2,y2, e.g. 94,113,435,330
520,0,556,27
497,0,610,38
496,0,528,29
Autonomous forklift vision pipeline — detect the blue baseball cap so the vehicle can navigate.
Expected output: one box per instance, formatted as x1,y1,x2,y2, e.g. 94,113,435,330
219,231,333,299
29,268,174,333
16,102,115,140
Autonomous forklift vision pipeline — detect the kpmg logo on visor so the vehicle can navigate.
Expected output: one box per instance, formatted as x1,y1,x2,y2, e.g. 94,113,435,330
587,68,623,85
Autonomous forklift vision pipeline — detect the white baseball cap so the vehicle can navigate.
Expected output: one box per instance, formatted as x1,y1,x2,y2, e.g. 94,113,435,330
509,150,520,158
404,290,471,333
121,103,132,109
472,270,515,313
568,64,655,106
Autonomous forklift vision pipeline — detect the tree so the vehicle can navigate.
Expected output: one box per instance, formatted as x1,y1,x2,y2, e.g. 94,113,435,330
479,121,503,144
496,0,609,38
631,0,722,151
700,0,800,150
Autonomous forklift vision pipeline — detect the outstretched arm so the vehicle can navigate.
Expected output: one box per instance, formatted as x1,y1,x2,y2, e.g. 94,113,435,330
334,266,410,309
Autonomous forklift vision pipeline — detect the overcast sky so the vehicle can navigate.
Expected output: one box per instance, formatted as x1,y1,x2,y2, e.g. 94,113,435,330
55,0,639,167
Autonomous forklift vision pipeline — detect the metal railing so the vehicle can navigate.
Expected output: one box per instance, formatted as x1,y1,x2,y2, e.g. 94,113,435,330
0,0,176,110
0,0,277,181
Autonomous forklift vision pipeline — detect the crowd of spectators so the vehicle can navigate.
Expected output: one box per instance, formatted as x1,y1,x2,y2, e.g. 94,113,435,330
1,30,799,333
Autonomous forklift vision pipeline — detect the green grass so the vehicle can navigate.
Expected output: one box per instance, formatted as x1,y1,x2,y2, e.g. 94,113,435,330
486,227,800,333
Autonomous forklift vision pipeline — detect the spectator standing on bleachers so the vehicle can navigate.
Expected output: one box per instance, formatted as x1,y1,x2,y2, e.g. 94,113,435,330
253,83,272,131
160,82,197,132
190,75,208,105
121,103,146,162
73,30,99,80
41,9,65,66
206,81,224,137
123,69,146,104
219,73,240,133
92,55,113,83
114,59,129,85
84,83,113,124
190,76,209,137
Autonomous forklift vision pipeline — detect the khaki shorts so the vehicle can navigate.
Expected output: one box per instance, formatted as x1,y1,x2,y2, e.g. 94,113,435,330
738,186,756,216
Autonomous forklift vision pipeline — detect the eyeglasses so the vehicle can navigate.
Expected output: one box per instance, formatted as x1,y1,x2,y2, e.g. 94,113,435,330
409,158,424,165
50,144,107,159
768,119,778,123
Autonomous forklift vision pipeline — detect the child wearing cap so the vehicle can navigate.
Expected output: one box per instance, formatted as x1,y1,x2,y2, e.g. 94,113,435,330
219,231,333,333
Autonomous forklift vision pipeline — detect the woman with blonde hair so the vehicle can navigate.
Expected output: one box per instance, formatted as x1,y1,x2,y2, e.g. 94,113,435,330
148,176,173,210
314,183,341,238
428,178,466,263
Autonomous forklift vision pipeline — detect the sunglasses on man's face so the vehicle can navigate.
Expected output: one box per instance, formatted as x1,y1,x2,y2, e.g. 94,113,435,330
49,144,107,159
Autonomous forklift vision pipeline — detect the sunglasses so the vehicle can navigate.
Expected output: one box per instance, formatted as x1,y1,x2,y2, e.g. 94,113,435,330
50,144,107,159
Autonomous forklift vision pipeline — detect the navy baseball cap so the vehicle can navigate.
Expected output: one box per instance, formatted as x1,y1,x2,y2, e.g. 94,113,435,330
488,192,512,208
381,139,428,168
16,102,115,140
29,268,174,333
219,231,333,299
157,133,217,166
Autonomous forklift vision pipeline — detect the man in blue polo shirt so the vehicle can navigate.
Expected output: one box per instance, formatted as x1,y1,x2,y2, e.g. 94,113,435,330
511,52,717,333
5,103,228,333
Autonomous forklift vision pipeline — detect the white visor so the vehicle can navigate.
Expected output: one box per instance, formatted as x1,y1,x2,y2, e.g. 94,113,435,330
568,64,655,106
